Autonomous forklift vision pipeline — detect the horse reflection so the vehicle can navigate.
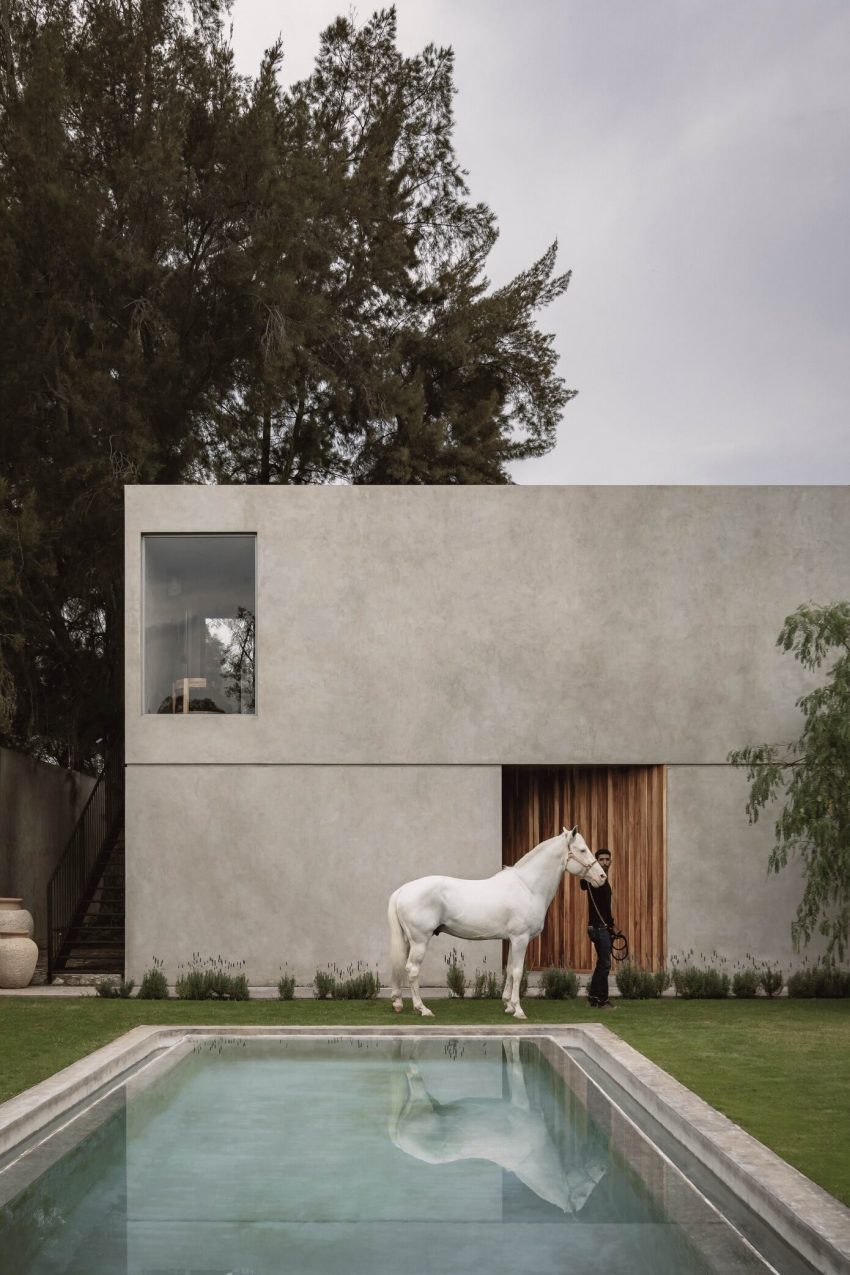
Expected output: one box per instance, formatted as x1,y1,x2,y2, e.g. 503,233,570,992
389,1040,606,1214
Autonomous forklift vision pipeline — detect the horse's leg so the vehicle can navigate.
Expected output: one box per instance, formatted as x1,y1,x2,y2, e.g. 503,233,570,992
507,936,530,1019
391,960,406,1015
503,1038,530,1108
406,938,434,1017
388,893,409,1013
503,962,515,1013
404,1064,432,1102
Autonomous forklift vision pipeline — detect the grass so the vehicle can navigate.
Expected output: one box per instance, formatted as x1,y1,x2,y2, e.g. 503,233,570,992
1,996,848,1204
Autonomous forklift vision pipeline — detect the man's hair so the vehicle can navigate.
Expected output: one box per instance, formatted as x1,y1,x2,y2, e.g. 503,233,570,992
596,847,612,858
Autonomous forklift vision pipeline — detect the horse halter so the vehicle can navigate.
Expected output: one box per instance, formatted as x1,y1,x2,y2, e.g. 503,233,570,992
564,835,604,881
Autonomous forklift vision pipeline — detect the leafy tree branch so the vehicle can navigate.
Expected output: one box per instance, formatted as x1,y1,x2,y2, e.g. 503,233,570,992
729,602,850,959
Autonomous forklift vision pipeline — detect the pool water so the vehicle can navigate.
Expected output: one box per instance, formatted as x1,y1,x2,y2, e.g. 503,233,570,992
0,1036,793,1274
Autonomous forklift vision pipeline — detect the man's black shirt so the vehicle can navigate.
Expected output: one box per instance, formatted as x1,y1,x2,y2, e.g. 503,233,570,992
580,878,614,927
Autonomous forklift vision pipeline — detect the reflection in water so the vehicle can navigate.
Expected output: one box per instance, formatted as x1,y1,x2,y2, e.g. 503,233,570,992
389,1039,606,1214
0,1037,785,1275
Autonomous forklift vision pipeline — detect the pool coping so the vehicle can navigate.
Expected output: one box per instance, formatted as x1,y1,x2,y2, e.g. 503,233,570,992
1,1024,848,1275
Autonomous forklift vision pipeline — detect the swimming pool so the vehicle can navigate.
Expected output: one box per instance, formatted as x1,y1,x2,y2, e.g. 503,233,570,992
0,1029,844,1274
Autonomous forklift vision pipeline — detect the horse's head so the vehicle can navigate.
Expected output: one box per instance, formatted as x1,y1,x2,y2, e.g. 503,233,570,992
562,826,607,885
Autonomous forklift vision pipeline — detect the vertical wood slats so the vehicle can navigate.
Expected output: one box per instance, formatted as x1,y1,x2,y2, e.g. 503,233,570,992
501,766,667,972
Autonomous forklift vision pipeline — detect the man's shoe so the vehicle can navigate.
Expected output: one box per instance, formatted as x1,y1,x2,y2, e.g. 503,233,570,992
598,1000,617,1010
585,996,598,1007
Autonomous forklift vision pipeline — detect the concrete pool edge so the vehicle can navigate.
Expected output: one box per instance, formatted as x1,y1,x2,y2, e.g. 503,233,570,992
1,1024,847,1275
566,1025,850,1275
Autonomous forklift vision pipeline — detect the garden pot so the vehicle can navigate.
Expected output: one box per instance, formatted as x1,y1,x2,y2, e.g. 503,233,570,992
0,897,34,938
0,931,39,988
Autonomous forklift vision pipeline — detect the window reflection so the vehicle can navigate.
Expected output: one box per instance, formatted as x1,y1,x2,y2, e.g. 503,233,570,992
143,535,256,715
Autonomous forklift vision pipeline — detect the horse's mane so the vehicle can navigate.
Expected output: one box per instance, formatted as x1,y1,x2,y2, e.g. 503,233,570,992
512,832,562,870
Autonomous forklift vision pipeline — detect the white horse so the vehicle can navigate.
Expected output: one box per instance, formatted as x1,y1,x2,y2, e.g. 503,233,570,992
388,826,606,1019
389,1040,607,1214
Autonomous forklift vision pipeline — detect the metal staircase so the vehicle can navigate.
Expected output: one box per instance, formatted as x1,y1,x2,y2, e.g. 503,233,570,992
47,750,125,981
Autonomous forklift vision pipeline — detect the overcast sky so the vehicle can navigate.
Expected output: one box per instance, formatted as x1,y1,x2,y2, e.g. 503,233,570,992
230,1,850,484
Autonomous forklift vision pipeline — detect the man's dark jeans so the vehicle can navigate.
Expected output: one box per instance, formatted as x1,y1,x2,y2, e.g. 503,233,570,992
587,924,612,1004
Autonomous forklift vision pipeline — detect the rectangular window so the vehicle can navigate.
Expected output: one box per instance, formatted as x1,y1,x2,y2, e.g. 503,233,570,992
143,534,256,715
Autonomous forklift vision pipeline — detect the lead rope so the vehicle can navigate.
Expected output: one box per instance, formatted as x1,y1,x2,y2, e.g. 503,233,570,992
586,878,630,963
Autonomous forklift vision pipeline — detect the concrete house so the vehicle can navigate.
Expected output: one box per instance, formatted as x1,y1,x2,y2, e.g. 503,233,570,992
124,485,849,987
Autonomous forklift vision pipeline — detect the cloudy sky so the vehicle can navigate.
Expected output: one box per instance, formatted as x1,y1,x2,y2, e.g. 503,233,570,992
230,1,849,484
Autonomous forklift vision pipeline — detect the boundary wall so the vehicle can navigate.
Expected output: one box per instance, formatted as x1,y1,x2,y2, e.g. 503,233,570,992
0,749,96,948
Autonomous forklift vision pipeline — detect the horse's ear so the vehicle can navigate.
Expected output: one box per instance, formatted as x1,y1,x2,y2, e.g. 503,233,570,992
570,824,578,837
562,826,568,837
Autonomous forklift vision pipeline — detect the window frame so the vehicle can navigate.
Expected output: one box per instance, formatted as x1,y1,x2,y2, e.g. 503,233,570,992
140,531,258,717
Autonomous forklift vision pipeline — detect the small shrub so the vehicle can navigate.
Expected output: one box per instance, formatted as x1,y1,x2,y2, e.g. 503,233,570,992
616,962,669,999
759,966,784,998
313,962,380,1000
541,967,579,999
472,970,502,999
95,977,135,999
787,965,850,998
732,968,761,999
314,968,336,999
138,957,168,1000
446,949,466,998
786,968,816,998
671,965,730,999
334,964,381,999
175,956,249,1000
228,973,250,1000
278,970,296,1000
697,967,729,998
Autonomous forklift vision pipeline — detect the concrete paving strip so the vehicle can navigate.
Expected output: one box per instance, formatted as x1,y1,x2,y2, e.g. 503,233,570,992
0,1024,847,1274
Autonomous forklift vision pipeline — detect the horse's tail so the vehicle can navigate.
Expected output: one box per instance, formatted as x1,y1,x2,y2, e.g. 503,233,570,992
388,890,409,1007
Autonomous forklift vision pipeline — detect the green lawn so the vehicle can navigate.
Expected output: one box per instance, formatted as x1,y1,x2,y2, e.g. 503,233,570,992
2,996,848,1204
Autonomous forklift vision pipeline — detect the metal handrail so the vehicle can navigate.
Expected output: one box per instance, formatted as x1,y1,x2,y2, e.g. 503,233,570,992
46,749,124,981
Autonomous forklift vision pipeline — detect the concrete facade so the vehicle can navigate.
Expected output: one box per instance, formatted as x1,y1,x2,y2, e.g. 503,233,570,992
0,749,96,947
125,486,849,984
125,765,503,984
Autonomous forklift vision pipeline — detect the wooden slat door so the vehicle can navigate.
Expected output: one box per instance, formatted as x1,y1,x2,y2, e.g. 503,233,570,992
501,765,666,971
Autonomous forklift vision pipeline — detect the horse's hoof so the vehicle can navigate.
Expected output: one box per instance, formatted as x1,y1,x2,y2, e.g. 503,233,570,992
392,1004,403,1014
513,1008,527,1020
417,1007,435,1018
504,1004,514,1013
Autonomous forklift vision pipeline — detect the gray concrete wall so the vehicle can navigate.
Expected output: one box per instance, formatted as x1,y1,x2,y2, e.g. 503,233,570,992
0,749,96,947
124,486,850,980
125,485,850,767
666,765,821,969
125,765,502,985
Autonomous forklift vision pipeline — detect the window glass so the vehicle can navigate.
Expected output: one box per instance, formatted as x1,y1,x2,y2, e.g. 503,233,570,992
143,535,256,715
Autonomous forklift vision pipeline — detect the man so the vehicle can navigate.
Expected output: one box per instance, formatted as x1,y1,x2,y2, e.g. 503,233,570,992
580,847,616,1009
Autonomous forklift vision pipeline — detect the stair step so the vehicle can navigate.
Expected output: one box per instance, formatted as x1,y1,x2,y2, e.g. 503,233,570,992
66,934,125,941
61,927,125,939
61,938,125,949
64,927,125,938
71,922,125,930
61,959,124,968
52,799,126,978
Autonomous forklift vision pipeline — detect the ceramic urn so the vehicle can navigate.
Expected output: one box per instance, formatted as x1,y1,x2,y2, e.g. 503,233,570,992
0,899,38,988
0,897,34,938
0,931,39,988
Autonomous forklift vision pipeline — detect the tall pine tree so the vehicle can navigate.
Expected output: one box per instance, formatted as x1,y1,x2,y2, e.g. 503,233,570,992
202,9,573,485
